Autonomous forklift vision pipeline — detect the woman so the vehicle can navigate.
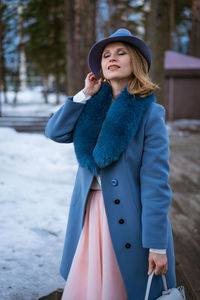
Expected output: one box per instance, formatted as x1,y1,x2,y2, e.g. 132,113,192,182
45,28,176,300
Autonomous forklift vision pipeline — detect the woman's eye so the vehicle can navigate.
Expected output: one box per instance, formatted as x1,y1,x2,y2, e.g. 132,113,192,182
103,50,126,58
103,53,110,58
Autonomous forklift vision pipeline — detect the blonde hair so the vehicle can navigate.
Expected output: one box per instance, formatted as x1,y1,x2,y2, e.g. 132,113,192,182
101,42,158,97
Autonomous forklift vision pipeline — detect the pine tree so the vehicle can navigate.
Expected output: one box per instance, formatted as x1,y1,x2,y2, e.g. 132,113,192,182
101,0,143,36
1,1,25,104
172,0,191,53
23,0,66,104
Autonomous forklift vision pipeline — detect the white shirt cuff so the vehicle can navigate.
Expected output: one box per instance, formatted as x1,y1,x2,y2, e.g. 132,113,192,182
149,248,166,254
73,89,92,104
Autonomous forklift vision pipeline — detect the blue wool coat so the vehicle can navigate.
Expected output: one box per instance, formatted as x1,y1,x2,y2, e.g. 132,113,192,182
45,84,176,300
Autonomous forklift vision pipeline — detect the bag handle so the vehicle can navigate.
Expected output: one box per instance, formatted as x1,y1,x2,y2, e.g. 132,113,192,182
144,269,168,300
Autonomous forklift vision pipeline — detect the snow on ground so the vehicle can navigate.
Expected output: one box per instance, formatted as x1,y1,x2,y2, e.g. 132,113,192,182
1,88,66,117
167,119,200,136
0,127,78,300
2,88,200,134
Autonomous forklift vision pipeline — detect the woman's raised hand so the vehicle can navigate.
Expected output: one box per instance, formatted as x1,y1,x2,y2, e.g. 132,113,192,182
82,72,102,96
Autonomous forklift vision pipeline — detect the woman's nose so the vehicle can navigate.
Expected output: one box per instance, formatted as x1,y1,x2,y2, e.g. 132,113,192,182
109,54,117,61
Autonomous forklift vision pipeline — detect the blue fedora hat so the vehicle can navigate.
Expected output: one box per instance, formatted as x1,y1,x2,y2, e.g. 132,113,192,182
88,28,151,79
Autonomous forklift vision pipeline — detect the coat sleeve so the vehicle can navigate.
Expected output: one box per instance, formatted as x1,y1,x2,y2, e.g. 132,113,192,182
45,96,85,143
140,103,172,249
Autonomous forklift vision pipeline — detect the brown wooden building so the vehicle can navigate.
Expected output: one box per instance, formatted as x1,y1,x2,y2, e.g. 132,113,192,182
164,50,200,120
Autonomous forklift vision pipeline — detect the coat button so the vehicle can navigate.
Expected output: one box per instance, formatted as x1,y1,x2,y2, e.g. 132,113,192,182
114,199,120,204
111,178,118,186
119,218,124,224
125,243,131,248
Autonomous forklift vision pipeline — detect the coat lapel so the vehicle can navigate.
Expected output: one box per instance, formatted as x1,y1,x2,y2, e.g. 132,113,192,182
73,82,156,175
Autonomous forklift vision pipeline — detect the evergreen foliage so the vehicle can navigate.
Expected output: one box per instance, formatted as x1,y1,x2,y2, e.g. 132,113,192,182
1,1,19,99
0,0,196,103
23,0,66,102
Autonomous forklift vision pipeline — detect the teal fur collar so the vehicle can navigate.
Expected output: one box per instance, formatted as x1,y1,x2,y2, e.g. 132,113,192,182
73,82,156,175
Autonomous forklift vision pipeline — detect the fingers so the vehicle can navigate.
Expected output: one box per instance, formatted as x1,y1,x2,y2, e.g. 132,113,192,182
85,73,100,88
155,263,168,275
161,266,167,275
87,72,99,83
87,73,102,84
148,257,155,275
148,253,168,276
83,73,102,96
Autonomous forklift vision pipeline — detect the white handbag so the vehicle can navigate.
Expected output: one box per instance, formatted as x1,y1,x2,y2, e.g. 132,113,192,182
144,269,186,300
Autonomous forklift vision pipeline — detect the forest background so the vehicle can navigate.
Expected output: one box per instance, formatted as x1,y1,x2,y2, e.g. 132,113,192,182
1,1,200,299
0,0,199,108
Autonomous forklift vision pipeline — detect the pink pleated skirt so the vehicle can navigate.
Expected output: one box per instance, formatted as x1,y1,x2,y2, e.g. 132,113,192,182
61,189,128,300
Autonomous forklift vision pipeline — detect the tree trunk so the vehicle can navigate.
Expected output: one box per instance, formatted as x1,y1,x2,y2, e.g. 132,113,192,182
65,0,76,95
80,0,97,80
169,0,175,50
144,1,151,44
65,0,96,95
190,0,200,57
52,0,60,104
148,0,170,106
0,0,8,111
74,0,82,88
55,74,60,105
18,3,27,89
0,0,3,115
42,75,49,104
106,0,113,35
13,76,19,105
13,42,20,105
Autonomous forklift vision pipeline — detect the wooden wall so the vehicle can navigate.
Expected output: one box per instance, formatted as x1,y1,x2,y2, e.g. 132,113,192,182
164,69,200,120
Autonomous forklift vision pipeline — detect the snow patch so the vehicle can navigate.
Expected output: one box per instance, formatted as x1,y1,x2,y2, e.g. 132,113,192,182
0,127,77,299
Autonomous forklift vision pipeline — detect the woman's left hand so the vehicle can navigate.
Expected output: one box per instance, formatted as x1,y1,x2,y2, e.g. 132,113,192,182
148,252,168,275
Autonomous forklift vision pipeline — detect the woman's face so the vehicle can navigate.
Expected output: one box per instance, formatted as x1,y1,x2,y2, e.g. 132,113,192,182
101,42,133,82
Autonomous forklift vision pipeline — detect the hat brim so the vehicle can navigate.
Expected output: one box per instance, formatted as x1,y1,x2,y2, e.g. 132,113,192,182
88,35,151,79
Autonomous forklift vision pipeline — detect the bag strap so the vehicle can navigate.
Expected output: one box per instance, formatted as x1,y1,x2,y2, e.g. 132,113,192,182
144,269,168,300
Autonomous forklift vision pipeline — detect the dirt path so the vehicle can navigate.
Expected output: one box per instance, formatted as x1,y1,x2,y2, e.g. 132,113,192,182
169,133,200,299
